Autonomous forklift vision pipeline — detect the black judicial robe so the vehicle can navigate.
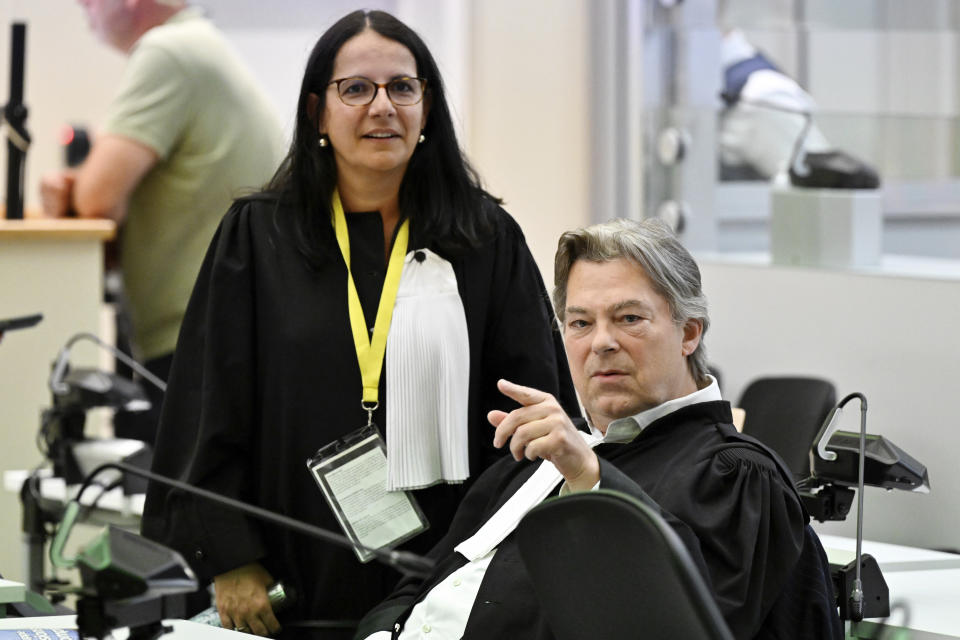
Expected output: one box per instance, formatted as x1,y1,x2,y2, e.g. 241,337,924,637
356,401,842,640
140,194,578,624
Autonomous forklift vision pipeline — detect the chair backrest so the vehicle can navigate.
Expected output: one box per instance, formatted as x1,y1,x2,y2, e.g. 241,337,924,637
737,376,836,478
516,490,734,640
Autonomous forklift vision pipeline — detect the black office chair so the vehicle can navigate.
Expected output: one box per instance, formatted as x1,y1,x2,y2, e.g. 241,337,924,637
516,490,734,640
737,376,836,479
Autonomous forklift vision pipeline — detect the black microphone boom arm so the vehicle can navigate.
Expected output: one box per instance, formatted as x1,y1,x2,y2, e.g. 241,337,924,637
74,461,435,578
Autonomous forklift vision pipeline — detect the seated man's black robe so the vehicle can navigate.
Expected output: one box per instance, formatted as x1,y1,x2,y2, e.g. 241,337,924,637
355,401,842,640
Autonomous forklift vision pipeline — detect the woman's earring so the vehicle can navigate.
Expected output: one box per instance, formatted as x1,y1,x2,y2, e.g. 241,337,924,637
318,135,329,148
418,133,426,144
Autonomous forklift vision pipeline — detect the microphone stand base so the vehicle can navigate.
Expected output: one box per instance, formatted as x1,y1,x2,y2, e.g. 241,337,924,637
831,553,889,620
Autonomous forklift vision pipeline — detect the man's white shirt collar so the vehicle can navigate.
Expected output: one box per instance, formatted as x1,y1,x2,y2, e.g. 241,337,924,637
590,374,722,443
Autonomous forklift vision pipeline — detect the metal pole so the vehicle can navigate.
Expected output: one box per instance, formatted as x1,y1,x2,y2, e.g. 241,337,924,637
5,22,29,220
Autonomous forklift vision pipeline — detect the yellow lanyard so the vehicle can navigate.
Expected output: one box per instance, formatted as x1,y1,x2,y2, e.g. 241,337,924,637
332,190,409,423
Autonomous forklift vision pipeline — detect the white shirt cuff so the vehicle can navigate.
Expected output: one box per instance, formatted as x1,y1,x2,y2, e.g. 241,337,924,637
558,479,601,496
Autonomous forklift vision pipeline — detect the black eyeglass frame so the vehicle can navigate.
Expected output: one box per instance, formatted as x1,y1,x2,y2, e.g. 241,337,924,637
327,76,428,107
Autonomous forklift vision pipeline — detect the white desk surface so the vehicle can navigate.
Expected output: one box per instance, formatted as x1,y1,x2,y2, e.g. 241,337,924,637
820,534,960,572
4,469,144,517
0,579,26,604
9,481,955,636
0,615,243,638
820,535,960,639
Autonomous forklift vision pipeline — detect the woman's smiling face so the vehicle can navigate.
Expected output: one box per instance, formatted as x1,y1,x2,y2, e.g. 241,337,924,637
319,29,428,184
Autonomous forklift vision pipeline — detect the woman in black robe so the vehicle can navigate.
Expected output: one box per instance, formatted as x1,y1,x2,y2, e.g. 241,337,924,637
141,10,577,638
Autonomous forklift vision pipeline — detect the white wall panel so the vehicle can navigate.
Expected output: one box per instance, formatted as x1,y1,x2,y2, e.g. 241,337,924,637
700,257,960,550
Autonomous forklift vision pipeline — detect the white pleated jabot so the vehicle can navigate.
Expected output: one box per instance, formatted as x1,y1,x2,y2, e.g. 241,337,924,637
385,248,471,491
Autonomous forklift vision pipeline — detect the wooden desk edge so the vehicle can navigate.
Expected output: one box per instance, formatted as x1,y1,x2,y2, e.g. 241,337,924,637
0,218,116,241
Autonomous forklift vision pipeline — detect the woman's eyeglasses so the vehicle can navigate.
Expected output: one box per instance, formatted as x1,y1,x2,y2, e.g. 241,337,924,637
328,76,427,107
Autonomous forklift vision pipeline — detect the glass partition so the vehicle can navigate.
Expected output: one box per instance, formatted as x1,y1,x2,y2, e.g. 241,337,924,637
643,0,960,260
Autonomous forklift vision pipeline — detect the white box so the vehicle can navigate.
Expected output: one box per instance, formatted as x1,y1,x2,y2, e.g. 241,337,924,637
770,184,882,268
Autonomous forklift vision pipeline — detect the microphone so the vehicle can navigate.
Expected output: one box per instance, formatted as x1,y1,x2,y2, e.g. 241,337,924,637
51,460,436,579
43,332,161,487
812,392,869,621
49,332,167,397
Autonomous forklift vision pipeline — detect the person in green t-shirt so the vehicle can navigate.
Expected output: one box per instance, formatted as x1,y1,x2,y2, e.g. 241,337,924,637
39,0,285,444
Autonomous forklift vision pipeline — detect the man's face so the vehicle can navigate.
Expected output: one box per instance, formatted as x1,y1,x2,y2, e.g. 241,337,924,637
77,0,135,51
562,258,702,432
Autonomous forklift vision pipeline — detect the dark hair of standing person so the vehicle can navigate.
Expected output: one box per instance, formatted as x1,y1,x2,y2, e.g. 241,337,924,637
265,9,499,266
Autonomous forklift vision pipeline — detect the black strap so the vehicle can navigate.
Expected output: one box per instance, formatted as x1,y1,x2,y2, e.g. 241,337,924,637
722,52,780,105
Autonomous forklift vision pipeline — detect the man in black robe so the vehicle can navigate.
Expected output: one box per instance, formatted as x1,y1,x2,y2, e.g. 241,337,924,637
354,218,841,640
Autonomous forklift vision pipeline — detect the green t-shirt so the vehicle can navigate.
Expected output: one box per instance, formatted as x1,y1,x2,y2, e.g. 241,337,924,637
103,7,285,360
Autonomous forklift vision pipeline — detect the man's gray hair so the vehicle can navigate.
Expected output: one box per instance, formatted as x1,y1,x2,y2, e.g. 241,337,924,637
553,218,711,384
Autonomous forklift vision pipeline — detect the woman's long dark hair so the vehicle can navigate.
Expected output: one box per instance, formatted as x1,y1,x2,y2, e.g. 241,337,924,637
265,10,498,265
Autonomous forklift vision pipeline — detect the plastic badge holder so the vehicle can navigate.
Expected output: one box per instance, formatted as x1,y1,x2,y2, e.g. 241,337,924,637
307,424,428,562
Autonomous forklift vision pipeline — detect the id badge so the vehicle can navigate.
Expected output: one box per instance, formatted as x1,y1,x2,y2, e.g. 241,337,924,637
306,423,428,562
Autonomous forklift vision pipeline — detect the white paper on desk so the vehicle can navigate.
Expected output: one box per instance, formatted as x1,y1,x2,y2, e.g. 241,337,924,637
0,630,78,639
308,430,427,562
